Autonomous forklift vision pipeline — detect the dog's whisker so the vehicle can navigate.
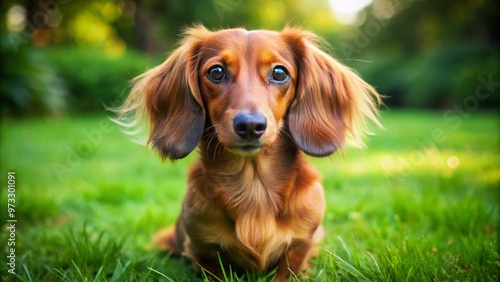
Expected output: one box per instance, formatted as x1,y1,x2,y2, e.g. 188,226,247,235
213,138,223,161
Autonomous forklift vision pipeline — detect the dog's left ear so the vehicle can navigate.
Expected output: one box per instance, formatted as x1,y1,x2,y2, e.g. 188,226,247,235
282,28,381,157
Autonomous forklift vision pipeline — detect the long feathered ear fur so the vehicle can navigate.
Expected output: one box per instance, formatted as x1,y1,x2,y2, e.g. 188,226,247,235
114,26,211,160
281,27,381,157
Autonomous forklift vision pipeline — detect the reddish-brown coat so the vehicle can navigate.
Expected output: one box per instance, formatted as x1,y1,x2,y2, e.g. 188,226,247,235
117,25,380,281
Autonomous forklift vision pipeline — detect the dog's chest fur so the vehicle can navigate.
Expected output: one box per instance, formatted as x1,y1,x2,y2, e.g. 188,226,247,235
186,152,309,270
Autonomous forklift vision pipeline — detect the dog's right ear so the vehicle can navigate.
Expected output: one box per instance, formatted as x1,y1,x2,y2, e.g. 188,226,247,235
117,26,211,160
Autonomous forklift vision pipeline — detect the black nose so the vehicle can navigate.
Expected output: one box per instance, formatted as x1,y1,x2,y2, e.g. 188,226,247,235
233,113,267,140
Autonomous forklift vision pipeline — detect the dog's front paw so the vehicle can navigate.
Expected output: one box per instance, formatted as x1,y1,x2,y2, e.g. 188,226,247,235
150,226,180,254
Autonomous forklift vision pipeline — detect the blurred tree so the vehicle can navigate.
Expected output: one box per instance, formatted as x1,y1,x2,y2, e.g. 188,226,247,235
363,0,498,53
2,0,498,114
79,0,338,55
351,0,499,108
3,0,344,54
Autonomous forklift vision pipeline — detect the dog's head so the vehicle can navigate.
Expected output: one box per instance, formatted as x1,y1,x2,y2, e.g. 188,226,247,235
117,25,381,159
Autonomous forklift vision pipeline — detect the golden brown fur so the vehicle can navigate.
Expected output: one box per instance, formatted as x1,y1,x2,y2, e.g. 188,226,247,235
115,25,380,281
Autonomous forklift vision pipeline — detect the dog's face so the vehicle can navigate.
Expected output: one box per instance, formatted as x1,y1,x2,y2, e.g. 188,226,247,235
120,26,380,160
198,30,297,156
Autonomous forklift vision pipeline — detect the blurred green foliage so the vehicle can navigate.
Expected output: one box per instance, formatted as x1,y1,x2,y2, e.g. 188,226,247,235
0,34,67,116
350,0,499,108
354,43,499,108
0,0,498,116
44,48,155,112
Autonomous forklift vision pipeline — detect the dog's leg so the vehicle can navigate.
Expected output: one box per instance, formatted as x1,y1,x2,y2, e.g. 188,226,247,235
151,218,185,255
273,226,324,282
273,239,312,282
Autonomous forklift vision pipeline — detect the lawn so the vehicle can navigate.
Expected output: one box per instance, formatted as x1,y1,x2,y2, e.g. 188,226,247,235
0,110,498,281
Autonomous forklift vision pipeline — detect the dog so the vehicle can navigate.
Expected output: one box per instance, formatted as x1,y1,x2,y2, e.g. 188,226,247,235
115,25,381,281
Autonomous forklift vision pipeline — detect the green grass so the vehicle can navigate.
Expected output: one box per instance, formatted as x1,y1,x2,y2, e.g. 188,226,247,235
0,110,498,281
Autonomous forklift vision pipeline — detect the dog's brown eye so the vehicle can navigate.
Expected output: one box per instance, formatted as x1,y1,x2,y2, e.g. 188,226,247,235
207,66,226,82
271,66,288,83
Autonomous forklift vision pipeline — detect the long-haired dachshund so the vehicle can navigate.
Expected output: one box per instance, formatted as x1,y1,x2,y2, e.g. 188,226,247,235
116,25,380,281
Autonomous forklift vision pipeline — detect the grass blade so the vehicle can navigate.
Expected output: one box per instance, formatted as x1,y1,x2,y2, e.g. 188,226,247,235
147,267,175,282
324,248,370,282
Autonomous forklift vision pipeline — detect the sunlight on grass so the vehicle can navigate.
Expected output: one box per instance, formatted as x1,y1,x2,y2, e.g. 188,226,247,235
0,111,498,281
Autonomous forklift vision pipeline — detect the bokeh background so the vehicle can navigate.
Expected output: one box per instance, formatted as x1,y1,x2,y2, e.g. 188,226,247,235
1,0,498,115
0,0,499,281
